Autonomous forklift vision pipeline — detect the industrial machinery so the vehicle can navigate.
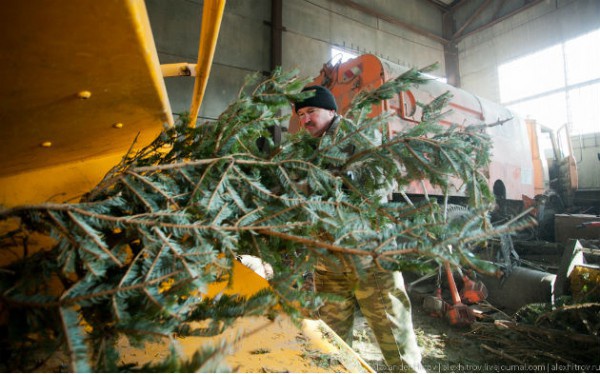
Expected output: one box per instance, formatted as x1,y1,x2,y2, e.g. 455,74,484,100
291,54,591,316
291,54,536,208
298,54,600,248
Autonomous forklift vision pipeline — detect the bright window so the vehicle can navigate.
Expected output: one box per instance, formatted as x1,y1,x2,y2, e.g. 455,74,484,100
565,29,600,85
331,47,357,65
499,29,600,134
499,45,565,103
568,82,600,134
506,92,568,129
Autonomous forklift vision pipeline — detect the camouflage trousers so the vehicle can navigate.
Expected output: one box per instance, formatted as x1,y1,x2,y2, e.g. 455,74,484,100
314,267,424,373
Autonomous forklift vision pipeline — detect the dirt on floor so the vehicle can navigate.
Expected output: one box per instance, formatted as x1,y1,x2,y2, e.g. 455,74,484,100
351,303,503,373
352,298,600,373
349,242,600,374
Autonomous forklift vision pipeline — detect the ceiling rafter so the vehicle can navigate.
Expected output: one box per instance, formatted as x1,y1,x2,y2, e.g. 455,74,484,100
327,0,545,47
453,0,545,42
448,0,471,11
491,0,509,20
330,0,449,44
424,0,452,12
452,0,493,39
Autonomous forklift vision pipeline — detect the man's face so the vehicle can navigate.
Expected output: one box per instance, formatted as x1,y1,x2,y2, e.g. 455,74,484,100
296,106,335,137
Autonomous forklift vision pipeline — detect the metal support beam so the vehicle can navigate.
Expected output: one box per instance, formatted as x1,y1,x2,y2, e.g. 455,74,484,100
424,0,451,12
271,0,283,71
331,0,448,45
453,0,493,39
189,0,227,126
443,12,461,87
161,63,197,77
448,0,471,12
454,0,544,43
491,0,509,20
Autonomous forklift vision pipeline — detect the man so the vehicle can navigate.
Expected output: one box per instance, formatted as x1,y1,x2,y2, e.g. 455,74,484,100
294,85,424,373
295,85,339,137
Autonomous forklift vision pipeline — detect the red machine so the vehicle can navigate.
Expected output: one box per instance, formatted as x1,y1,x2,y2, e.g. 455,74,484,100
444,262,476,326
420,262,488,326
289,54,576,209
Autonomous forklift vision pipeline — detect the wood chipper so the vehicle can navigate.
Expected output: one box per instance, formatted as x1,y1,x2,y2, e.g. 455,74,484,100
0,1,373,372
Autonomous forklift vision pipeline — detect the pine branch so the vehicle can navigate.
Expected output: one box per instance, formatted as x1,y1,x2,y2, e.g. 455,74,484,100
0,66,534,371
60,306,92,372
257,228,374,257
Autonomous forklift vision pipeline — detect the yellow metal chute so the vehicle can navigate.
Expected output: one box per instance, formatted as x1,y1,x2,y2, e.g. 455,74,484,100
0,1,173,206
189,0,227,125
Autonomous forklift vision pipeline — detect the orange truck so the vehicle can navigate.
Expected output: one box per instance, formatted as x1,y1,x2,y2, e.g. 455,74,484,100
290,54,578,219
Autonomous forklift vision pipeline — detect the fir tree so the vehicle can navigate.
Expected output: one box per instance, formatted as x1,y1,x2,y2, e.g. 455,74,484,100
0,67,533,372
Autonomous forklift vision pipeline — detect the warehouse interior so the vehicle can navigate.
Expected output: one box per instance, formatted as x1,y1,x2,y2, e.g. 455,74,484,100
1,0,599,372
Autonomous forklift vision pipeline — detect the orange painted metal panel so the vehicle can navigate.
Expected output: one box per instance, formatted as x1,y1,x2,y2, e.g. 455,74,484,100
291,54,535,201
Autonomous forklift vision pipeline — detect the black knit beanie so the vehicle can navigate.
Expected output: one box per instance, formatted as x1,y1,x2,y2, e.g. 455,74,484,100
294,85,337,112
